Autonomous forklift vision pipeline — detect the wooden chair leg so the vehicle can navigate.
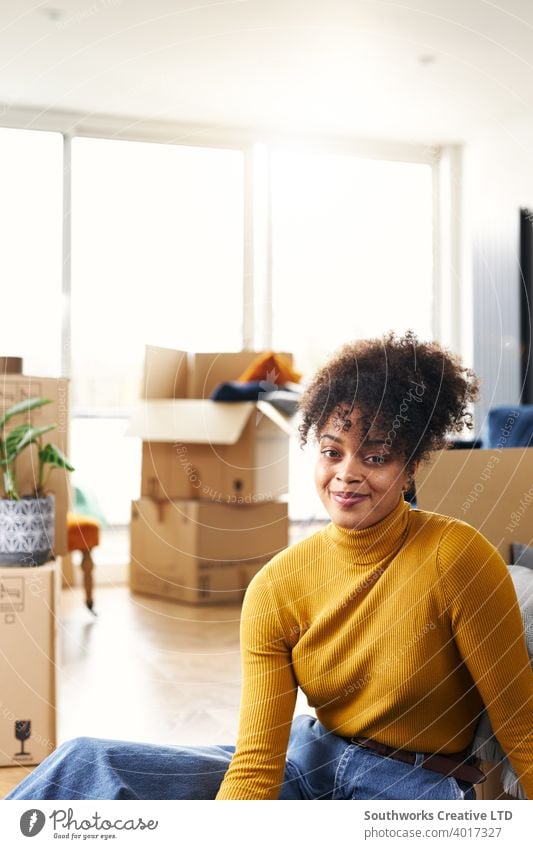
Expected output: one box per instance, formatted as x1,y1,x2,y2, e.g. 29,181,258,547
80,549,96,613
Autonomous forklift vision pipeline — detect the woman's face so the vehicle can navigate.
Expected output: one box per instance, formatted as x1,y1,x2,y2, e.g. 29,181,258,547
314,412,414,530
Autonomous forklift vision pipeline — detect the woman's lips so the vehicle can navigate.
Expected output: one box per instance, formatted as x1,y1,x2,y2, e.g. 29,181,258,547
330,492,370,507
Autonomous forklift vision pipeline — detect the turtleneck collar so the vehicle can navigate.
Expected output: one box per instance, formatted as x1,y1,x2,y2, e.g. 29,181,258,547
323,496,411,566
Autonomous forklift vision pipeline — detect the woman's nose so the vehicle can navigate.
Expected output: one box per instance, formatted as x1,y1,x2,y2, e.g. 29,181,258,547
335,454,364,482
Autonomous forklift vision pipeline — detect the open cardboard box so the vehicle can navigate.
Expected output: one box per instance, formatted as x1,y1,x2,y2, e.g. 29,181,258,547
130,497,288,604
131,398,293,503
127,347,295,503
0,374,70,556
0,562,58,767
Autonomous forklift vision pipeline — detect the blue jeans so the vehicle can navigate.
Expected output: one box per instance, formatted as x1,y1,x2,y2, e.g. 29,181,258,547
4,714,477,801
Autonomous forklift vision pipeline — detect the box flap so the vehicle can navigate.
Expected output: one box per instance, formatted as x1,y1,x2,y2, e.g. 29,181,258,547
126,399,256,444
256,400,296,436
142,346,188,399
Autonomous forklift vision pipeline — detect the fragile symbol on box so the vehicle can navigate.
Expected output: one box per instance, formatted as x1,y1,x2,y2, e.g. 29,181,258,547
15,720,32,758
0,578,24,612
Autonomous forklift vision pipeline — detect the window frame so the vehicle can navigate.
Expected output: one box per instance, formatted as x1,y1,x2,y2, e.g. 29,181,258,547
0,106,461,390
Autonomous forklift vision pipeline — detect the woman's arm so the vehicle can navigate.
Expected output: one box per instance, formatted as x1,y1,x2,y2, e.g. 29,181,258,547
437,521,533,798
215,567,298,799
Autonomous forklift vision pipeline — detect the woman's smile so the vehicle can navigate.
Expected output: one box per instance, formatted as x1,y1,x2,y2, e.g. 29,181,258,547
329,491,371,506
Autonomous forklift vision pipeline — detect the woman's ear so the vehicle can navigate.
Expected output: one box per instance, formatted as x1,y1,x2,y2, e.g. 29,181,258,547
404,461,420,491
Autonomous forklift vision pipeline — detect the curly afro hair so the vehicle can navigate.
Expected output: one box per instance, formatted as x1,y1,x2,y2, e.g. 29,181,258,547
298,330,479,469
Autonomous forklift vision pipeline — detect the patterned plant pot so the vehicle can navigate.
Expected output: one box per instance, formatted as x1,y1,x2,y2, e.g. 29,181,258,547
0,495,55,566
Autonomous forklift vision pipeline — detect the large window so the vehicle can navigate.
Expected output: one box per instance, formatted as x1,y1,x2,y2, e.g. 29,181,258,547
271,151,433,375
0,128,63,376
71,138,245,412
69,138,245,533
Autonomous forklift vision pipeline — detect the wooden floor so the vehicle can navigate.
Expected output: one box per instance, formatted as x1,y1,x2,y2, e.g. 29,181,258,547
0,582,312,798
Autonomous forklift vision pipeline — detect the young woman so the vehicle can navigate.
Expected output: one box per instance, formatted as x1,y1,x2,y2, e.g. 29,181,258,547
6,331,532,800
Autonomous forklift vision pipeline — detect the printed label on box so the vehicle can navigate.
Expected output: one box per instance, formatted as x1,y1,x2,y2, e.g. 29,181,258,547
0,577,25,612
0,380,44,414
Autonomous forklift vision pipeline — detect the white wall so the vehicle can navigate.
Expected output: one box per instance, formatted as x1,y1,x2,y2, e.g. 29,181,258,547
464,112,533,434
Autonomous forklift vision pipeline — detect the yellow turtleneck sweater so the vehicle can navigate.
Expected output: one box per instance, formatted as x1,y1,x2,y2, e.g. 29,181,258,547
215,497,533,800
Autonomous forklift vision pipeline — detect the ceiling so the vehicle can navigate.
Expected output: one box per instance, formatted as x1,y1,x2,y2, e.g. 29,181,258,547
1,0,533,143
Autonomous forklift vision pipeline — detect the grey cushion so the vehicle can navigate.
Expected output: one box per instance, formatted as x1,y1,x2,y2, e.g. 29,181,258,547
471,563,533,797
512,542,533,570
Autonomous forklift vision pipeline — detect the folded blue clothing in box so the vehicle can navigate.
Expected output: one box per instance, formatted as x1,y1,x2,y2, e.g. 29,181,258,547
209,381,300,416
210,380,275,401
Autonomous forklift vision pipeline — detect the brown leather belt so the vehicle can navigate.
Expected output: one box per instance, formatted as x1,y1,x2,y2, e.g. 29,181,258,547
349,736,486,784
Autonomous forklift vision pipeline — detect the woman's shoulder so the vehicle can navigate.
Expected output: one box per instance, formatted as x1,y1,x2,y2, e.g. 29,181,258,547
242,532,325,634
262,525,328,571
409,507,505,565
410,507,506,576
409,506,490,541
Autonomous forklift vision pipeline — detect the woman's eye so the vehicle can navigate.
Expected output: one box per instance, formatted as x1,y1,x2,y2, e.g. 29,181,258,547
367,454,386,465
321,448,340,458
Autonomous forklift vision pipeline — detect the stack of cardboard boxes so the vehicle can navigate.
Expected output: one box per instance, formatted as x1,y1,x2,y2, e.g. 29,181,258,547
0,367,69,766
127,346,294,604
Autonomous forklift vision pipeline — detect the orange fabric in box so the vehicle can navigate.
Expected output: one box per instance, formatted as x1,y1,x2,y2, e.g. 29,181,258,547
237,351,301,385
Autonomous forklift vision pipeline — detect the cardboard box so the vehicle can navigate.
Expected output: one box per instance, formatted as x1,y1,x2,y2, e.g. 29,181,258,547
131,399,292,502
416,446,533,561
0,374,70,556
0,562,58,766
130,497,288,604
128,347,295,502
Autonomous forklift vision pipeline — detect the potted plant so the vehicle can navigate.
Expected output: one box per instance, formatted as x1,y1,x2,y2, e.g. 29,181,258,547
0,397,74,566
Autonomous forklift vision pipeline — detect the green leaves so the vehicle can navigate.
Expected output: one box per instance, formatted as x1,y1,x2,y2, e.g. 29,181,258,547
3,423,56,463
38,443,75,472
2,468,17,500
0,396,74,500
0,397,52,430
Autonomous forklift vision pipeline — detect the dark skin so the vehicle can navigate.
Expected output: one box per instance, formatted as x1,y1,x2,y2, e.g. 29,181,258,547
314,411,418,530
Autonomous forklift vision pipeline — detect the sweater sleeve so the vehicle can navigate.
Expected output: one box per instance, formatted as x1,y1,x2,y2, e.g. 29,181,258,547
215,566,298,799
437,521,533,799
